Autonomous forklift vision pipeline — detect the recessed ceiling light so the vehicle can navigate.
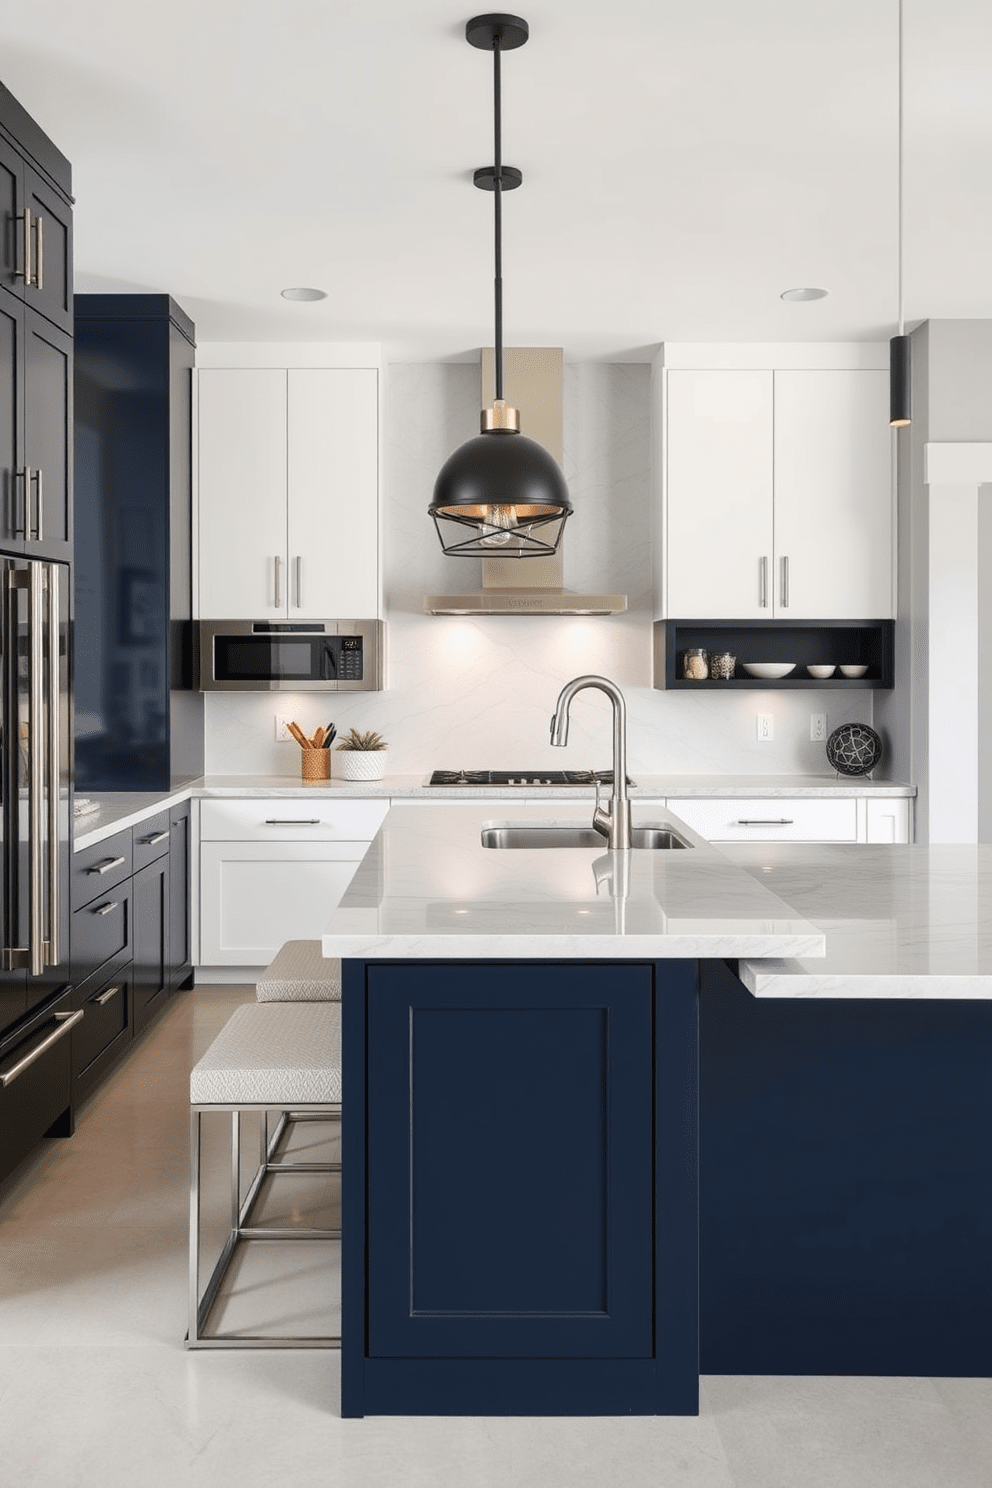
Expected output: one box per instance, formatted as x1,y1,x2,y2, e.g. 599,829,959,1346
280,287,326,302
780,287,828,302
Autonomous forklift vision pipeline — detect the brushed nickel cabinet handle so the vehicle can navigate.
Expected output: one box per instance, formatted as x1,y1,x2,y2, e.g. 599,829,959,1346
264,818,321,825
31,469,43,542
93,984,122,1006
34,212,43,291
781,554,790,608
93,901,118,917
88,855,126,875
736,818,795,826
0,1010,82,1088
760,556,769,608
15,209,32,282
295,556,303,608
274,555,282,609
141,830,169,847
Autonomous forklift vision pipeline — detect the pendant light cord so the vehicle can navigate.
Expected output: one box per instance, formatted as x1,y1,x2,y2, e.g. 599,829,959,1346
897,0,904,337
493,36,504,401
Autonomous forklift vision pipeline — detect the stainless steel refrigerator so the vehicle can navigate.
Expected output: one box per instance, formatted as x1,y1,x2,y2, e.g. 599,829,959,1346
0,556,74,1177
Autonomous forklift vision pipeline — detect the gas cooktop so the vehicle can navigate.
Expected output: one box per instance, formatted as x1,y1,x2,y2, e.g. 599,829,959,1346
426,769,636,788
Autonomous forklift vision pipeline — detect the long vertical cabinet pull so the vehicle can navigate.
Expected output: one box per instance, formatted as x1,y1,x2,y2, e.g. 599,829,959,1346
781,555,790,608
760,556,769,608
31,470,43,542
27,563,44,976
295,556,302,608
34,213,43,291
45,564,59,967
274,555,282,610
15,211,42,289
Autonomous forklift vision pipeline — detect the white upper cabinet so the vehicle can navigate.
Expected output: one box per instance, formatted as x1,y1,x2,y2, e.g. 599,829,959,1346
197,365,379,619
198,370,287,618
662,361,892,620
772,370,891,620
666,370,774,619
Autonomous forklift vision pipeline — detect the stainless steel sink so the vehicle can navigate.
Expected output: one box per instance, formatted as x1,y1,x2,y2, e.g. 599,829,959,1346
481,825,691,850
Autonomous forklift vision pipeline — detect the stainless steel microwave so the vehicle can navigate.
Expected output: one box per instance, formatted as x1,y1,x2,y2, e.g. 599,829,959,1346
196,619,384,691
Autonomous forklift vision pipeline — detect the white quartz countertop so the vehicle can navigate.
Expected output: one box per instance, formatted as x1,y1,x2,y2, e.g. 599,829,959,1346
727,843,992,998
72,771,917,851
319,803,826,962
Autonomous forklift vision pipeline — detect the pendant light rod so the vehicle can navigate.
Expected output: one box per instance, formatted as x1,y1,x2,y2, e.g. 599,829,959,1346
897,0,904,337
493,36,504,401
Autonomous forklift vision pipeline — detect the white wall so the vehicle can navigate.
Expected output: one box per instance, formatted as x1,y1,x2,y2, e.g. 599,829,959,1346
203,362,872,778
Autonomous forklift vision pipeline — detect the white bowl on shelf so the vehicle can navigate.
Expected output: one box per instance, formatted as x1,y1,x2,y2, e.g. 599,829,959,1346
839,664,869,678
806,664,836,679
741,662,795,680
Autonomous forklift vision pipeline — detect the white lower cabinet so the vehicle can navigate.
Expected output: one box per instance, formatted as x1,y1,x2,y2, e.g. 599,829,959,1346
198,797,389,967
666,796,912,844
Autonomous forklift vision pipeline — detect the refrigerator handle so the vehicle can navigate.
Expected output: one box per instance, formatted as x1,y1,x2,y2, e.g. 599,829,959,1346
27,563,44,977
1,567,12,968
45,564,59,968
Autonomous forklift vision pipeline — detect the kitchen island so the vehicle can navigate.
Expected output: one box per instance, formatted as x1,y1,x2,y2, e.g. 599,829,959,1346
323,807,992,1417
322,803,825,1417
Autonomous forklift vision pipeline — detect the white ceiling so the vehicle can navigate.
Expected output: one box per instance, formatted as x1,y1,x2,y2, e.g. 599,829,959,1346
2,0,990,359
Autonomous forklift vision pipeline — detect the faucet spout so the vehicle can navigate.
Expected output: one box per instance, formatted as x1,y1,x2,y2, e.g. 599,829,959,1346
549,674,632,849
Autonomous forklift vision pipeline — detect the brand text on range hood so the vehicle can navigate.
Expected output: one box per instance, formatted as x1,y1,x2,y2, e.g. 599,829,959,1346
425,348,627,616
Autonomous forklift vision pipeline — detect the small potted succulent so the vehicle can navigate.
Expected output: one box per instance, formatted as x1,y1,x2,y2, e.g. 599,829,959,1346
334,728,389,781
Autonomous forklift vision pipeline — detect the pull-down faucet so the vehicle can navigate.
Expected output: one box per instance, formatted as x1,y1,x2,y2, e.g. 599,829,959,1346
550,675,632,849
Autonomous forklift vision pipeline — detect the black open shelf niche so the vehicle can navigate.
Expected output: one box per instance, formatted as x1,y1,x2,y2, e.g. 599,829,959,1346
653,619,895,690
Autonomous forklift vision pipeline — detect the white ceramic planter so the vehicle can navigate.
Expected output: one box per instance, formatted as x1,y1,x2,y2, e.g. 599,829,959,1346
335,749,388,781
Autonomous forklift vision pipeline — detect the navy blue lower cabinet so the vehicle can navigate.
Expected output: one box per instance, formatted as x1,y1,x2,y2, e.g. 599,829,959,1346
341,959,699,1417
699,958,992,1377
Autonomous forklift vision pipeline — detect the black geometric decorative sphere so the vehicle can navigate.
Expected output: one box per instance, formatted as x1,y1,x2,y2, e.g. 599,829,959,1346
825,723,883,777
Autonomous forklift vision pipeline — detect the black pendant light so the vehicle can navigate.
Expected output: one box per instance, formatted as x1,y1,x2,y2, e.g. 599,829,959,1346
890,0,911,428
429,13,573,557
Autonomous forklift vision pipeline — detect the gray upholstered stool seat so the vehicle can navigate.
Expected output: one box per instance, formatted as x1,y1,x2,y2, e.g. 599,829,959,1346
255,939,342,1002
187,1001,342,1349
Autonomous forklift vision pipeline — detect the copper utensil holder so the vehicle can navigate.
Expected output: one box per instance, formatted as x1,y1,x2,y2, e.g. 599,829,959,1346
300,749,330,782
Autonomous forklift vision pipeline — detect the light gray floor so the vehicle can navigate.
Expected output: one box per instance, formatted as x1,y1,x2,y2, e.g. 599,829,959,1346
1,984,990,1488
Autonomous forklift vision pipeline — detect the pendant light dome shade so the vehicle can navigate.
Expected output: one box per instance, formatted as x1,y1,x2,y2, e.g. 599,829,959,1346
431,426,572,556
429,13,573,557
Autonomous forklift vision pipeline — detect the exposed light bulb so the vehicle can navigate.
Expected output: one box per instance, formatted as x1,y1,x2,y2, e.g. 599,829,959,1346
479,504,518,547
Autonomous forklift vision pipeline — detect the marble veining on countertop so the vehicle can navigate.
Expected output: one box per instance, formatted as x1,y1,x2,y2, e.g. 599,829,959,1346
320,803,826,962
728,843,992,998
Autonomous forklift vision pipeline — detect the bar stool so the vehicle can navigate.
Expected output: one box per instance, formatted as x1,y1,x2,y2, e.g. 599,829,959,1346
255,939,341,1002
188,1001,341,1348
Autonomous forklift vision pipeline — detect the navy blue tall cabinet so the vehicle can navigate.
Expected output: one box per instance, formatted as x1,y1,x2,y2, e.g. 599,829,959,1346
73,295,202,791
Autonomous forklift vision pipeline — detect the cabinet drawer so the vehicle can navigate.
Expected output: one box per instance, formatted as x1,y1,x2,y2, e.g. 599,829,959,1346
72,829,133,909
132,809,172,871
200,797,389,842
667,797,858,842
72,882,132,987
74,969,129,1078
0,988,74,1180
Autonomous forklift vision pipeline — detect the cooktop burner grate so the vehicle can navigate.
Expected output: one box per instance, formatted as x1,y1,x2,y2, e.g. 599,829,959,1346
427,769,635,787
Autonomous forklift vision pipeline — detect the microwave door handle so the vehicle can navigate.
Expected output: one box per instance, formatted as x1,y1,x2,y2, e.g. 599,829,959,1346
45,564,59,967
322,641,335,681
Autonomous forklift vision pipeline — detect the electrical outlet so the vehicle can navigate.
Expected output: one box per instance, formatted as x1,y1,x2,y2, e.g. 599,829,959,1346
756,712,774,742
810,712,827,742
275,714,292,741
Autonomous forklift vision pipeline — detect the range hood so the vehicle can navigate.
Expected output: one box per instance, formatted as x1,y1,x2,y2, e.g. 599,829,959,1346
425,348,627,616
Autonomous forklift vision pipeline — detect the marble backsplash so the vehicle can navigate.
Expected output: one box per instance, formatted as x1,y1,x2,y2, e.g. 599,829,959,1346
203,362,873,778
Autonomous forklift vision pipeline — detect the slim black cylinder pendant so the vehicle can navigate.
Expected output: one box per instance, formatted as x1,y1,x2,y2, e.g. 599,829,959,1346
429,13,573,558
889,0,912,428
889,334,911,428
